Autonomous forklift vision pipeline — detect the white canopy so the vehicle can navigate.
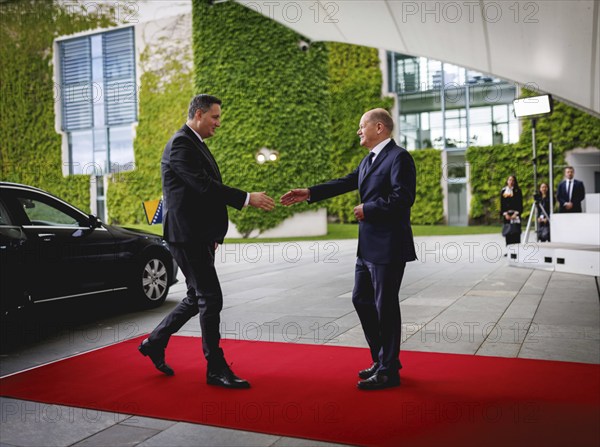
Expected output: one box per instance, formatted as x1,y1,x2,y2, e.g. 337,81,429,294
236,0,600,117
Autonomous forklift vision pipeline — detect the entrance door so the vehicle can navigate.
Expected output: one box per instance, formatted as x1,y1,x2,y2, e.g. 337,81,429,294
448,180,468,226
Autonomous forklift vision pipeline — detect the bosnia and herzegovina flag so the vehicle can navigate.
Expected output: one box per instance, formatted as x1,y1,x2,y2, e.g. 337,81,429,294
142,199,163,225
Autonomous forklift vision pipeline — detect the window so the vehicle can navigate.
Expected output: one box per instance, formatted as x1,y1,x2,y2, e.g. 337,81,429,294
18,197,80,227
395,55,420,93
58,27,137,176
0,200,12,226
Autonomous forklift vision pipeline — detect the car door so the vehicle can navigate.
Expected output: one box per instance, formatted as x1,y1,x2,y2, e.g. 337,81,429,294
4,187,118,303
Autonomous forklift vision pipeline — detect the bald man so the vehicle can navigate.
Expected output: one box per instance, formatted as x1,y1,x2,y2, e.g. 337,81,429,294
281,108,417,390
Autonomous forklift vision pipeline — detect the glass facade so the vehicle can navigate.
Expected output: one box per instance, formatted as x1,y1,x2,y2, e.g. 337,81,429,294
388,53,518,151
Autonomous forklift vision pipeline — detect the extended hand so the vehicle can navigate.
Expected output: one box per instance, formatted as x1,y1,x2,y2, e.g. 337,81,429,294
280,189,309,206
354,204,365,221
249,192,275,211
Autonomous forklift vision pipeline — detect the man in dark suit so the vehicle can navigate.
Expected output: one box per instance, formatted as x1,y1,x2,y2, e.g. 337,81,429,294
557,166,585,213
281,108,416,390
139,94,274,389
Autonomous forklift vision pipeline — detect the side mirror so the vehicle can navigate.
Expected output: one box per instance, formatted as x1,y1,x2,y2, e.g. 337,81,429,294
87,214,102,229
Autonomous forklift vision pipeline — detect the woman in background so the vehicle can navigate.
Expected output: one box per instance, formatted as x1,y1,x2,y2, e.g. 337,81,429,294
536,182,551,242
500,175,523,246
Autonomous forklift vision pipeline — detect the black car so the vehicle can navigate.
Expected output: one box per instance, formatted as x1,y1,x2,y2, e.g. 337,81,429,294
0,182,177,318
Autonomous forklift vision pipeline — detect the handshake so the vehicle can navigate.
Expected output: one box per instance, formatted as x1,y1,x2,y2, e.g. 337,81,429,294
248,189,310,211
250,189,365,221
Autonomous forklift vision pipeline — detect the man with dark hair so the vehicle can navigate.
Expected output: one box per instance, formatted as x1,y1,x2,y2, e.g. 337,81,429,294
281,108,417,390
557,166,585,213
139,94,274,389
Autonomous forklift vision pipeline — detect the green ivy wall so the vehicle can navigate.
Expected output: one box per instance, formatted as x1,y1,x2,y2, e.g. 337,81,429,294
191,0,331,236
412,149,444,224
0,0,114,210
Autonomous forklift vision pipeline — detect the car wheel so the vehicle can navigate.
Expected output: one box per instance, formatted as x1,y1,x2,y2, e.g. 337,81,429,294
135,253,170,308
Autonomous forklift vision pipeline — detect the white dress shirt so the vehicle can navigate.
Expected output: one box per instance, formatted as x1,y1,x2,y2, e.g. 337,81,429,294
368,138,391,163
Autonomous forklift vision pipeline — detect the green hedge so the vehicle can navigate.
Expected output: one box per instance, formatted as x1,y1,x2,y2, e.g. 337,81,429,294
0,0,114,210
467,91,600,224
412,149,444,224
107,46,194,224
192,0,330,236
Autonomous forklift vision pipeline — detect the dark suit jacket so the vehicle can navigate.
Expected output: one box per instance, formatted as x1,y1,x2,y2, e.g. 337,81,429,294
161,125,246,244
308,139,417,264
557,179,585,212
536,195,552,219
500,187,523,220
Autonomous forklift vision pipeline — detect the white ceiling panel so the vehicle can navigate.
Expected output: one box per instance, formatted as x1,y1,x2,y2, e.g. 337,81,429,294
321,1,408,53
386,0,490,71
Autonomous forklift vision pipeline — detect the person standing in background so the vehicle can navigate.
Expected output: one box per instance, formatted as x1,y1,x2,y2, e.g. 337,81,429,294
500,175,523,246
536,182,551,242
557,166,585,213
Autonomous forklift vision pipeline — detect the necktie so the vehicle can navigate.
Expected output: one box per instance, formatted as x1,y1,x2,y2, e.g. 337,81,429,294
567,180,572,201
367,152,375,169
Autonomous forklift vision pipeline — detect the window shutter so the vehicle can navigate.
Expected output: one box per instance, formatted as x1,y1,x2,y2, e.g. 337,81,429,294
60,38,93,130
103,28,137,125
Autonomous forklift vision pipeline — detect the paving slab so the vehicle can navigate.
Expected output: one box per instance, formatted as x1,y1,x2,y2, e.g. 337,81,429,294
72,424,160,446
0,397,128,447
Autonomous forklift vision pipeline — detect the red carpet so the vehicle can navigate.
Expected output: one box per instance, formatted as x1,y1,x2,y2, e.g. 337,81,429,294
1,336,598,447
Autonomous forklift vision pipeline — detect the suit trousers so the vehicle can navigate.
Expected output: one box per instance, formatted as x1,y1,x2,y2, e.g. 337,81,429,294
352,257,406,376
148,241,226,371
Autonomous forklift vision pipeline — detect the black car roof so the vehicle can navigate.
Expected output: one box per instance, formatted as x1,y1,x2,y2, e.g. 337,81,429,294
0,182,89,217
1,182,46,193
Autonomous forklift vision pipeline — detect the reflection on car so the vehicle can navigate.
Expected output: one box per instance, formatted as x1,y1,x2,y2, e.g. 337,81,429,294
0,182,177,319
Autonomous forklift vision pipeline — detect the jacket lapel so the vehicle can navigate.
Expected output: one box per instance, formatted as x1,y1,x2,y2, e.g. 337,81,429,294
360,140,394,184
181,125,222,181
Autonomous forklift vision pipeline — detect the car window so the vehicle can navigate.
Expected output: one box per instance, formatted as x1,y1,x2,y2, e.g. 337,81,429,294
0,199,12,226
18,197,80,227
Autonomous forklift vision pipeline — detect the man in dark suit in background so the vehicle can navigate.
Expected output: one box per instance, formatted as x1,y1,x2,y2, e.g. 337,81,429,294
139,94,274,389
281,108,417,390
557,166,585,213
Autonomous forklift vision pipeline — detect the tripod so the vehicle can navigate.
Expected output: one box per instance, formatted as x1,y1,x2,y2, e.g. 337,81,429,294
524,199,550,243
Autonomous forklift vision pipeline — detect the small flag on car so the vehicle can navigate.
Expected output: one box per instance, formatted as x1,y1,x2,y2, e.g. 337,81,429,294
142,199,163,225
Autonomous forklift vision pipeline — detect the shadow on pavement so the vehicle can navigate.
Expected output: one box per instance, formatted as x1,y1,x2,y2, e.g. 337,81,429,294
0,292,144,354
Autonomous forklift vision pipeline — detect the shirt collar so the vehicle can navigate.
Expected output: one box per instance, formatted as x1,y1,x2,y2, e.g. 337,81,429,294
370,138,391,159
186,123,204,144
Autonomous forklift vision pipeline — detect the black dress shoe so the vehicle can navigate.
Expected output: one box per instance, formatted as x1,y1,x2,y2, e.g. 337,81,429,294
358,362,380,379
138,338,174,376
357,373,400,390
207,365,251,389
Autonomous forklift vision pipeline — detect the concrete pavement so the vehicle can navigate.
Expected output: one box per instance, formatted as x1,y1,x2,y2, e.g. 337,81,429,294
1,234,598,446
